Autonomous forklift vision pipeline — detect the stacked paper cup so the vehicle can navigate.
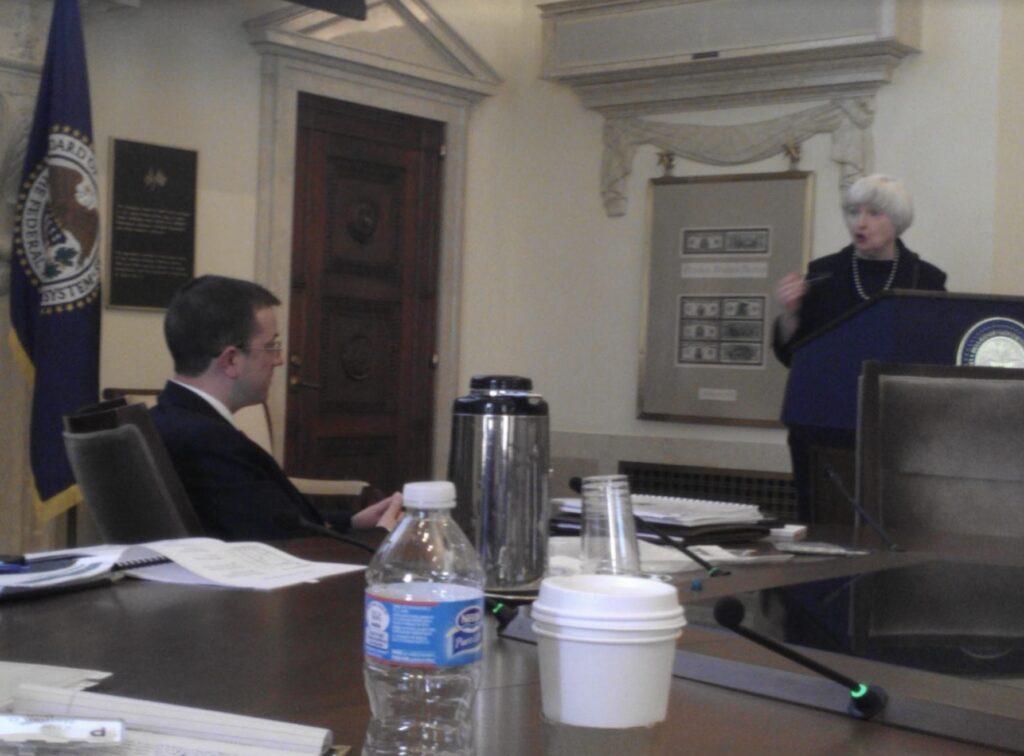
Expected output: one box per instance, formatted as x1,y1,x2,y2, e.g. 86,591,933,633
530,574,686,728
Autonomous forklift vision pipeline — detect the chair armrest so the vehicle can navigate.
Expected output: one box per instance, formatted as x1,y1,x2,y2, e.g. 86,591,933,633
289,478,369,497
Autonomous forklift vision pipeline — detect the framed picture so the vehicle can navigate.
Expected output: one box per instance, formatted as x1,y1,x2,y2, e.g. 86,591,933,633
638,171,814,426
107,139,197,309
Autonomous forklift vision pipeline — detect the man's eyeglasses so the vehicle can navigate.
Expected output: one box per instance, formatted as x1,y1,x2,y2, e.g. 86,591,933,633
243,339,284,354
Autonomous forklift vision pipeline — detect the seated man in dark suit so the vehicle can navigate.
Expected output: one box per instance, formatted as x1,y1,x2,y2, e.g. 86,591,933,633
150,275,401,540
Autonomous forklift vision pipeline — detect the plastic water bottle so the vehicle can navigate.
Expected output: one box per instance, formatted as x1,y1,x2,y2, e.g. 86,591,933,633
363,481,485,756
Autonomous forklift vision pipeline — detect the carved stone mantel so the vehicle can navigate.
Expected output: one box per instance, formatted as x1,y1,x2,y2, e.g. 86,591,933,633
537,0,922,215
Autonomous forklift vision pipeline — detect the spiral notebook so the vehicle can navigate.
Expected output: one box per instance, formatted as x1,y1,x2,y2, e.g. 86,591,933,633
553,495,763,527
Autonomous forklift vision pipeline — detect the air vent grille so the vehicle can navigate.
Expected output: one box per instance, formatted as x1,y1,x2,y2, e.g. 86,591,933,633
618,461,797,522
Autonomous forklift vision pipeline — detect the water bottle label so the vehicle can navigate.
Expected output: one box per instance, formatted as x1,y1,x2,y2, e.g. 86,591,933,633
364,591,484,668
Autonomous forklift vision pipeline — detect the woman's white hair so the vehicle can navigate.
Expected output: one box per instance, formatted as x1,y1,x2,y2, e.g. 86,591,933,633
842,174,914,236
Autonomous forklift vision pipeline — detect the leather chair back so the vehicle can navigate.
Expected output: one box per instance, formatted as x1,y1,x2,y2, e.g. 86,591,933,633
63,399,203,543
857,361,1024,539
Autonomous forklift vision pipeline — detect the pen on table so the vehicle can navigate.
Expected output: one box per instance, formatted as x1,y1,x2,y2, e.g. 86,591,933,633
25,553,89,564
0,554,86,574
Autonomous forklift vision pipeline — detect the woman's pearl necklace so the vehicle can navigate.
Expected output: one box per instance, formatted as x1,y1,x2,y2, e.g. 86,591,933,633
852,248,899,301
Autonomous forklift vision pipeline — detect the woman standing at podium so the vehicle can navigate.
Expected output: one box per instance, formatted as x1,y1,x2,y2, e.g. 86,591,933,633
772,174,947,521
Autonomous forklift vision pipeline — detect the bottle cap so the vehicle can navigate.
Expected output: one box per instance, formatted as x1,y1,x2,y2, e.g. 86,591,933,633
402,481,456,509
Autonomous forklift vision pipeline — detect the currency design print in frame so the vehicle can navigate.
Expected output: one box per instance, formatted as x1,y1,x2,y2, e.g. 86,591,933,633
639,172,814,426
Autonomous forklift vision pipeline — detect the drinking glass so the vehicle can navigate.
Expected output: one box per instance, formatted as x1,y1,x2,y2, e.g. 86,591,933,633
580,475,641,575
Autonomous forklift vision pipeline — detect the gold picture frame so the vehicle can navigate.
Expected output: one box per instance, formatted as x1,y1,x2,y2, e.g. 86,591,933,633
638,171,814,426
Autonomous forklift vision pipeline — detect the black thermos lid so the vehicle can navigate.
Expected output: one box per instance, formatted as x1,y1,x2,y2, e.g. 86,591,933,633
469,375,532,392
453,375,548,416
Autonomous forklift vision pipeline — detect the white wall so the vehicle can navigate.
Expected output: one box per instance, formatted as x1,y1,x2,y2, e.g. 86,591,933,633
993,0,1024,293
87,0,280,390
65,0,1024,474
443,0,1011,478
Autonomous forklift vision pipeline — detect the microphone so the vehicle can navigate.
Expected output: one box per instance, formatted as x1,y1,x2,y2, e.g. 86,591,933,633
714,596,888,719
823,464,903,551
273,511,377,555
633,515,729,577
486,599,520,633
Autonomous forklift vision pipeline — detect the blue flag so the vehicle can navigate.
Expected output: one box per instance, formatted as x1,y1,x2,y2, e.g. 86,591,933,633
8,0,100,521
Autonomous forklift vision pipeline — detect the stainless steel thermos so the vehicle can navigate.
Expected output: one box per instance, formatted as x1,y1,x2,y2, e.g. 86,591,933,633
447,375,550,591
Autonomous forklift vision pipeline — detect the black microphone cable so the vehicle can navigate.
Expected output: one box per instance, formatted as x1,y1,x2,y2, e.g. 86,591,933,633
824,464,903,551
633,515,730,577
273,510,378,555
567,476,728,577
275,511,520,631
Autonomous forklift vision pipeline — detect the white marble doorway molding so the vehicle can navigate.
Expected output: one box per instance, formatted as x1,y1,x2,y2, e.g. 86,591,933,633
246,0,500,477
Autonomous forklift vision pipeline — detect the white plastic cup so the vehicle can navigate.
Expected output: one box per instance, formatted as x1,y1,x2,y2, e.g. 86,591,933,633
531,574,685,729
580,475,641,575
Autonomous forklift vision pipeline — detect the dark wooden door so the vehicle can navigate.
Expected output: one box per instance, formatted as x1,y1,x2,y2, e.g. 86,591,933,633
285,94,443,492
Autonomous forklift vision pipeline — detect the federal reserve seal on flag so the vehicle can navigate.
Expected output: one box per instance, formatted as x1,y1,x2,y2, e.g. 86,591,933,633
957,317,1024,367
15,126,100,314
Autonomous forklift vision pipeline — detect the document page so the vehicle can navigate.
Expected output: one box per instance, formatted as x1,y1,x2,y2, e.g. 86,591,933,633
124,538,364,590
17,538,366,592
0,662,109,709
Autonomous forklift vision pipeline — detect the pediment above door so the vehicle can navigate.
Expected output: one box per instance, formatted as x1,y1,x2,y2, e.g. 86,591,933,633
246,0,501,103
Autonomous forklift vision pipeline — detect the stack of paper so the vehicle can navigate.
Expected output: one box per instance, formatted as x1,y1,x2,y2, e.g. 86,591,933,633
11,684,333,755
554,495,763,527
0,662,109,710
546,536,792,576
0,663,340,754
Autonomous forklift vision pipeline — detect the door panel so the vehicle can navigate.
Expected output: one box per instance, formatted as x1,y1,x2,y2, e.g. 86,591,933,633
287,94,442,493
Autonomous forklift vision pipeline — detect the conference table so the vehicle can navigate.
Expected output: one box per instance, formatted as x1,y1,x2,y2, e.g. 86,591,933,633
1,532,1021,754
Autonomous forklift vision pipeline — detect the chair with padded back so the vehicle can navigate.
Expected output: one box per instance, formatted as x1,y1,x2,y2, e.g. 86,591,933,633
101,388,369,499
856,361,1024,540
62,399,203,543
852,361,1024,671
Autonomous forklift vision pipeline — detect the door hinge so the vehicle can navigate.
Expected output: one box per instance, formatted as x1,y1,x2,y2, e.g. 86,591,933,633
439,144,447,159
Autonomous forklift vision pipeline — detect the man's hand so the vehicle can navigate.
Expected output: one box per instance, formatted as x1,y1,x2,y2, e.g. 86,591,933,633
351,492,404,531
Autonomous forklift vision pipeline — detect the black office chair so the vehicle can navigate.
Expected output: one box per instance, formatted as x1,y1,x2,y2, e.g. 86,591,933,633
856,360,1024,540
62,399,203,543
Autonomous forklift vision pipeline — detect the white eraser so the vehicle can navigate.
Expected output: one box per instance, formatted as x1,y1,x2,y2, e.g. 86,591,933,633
767,524,807,541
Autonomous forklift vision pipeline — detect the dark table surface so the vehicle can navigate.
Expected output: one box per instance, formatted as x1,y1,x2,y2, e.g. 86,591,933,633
1,534,1021,754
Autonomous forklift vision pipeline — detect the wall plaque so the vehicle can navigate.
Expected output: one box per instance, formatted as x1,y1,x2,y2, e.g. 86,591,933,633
108,139,197,309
